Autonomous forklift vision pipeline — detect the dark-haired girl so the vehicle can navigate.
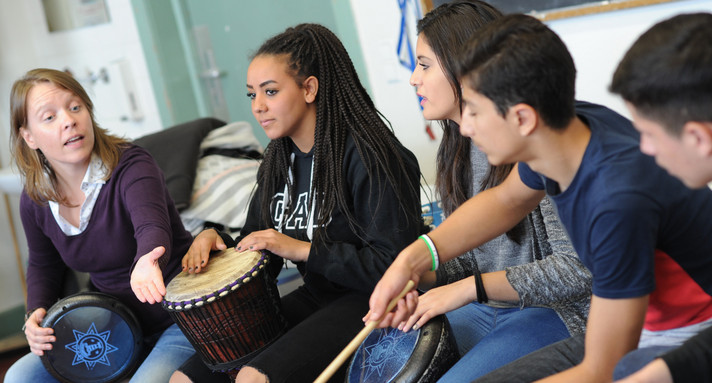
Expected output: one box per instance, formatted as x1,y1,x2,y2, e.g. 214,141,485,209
171,23,423,383
398,1,592,380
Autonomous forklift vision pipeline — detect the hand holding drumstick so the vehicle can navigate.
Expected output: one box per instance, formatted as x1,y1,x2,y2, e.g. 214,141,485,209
314,280,416,383
367,246,429,328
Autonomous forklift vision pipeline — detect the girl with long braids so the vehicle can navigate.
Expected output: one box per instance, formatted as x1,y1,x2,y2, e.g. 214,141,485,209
170,23,423,383
396,1,592,380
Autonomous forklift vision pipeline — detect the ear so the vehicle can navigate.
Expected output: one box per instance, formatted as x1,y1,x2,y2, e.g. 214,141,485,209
302,76,319,104
682,121,712,158
508,103,538,137
19,126,39,150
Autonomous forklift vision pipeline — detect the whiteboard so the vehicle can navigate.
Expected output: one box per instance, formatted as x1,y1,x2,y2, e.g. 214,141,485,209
425,0,681,20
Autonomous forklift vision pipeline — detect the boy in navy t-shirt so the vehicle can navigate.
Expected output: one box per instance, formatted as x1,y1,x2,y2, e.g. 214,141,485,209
610,12,712,383
367,14,712,383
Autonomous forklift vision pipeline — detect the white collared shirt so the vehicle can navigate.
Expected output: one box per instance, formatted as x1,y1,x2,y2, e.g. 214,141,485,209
49,154,107,236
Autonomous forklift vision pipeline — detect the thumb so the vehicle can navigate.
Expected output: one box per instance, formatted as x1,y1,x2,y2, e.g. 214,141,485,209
34,308,46,323
368,288,386,322
214,237,227,251
149,246,166,261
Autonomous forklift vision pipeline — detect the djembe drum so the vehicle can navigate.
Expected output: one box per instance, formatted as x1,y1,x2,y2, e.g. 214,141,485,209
346,315,458,383
40,292,143,383
163,249,287,375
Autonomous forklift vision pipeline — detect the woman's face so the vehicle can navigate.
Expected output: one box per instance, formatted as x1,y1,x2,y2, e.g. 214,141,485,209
246,54,317,147
410,35,459,123
20,82,95,172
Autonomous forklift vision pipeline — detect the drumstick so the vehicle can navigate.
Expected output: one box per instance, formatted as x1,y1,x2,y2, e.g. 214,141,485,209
314,280,416,383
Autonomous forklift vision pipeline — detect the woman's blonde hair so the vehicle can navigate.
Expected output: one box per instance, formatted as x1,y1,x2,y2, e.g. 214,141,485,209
10,68,128,205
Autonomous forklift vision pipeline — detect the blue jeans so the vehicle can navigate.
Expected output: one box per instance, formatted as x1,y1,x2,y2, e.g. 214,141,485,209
438,303,570,382
4,323,194,383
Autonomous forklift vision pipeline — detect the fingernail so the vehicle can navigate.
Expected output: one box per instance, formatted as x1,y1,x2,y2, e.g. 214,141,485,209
201,260,205,265
237,246,241,251
249,245,254,249
412,324,418,331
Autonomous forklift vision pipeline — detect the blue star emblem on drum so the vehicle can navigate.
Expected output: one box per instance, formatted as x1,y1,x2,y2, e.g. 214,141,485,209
357,328,417,381
64,322,119,370
347,316,459,383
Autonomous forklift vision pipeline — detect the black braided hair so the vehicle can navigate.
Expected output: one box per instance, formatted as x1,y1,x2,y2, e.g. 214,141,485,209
253,23,419,245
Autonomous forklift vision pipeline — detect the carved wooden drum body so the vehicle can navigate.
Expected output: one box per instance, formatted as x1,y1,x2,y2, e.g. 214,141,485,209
163,249,287,374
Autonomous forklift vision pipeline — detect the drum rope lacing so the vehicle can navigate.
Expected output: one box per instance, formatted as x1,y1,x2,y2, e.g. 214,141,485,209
163,256,267,311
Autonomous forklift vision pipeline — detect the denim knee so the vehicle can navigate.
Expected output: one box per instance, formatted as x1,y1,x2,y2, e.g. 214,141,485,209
4,352,58,383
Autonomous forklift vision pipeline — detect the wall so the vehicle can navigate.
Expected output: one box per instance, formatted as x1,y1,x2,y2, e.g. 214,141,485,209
350,0,439,184
0,0,164,315
547,0,712,117
154,0,367,147
0,2,35,317
131,0,201,129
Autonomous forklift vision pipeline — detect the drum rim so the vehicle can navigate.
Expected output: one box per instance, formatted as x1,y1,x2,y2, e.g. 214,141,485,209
39,291,144,383
395,317,445,383
162,249,269,311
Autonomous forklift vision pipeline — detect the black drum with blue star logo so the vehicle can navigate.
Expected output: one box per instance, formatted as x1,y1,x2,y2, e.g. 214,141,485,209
346,315,458,383
40,292,143,383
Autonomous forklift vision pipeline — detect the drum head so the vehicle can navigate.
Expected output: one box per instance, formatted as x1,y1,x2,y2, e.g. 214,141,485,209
347,316,449,383
164,249,265,308
40,292,143,383
348,326,419,382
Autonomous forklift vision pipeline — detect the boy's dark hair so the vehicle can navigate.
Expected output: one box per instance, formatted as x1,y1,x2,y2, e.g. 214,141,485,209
610,13,712,136
455,14,577,130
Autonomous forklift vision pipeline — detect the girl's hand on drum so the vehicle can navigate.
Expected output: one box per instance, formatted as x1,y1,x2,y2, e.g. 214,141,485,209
236,229,311,262
131,246,167,304
183,228,227,273
400,278,475,332
24,308,55,356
